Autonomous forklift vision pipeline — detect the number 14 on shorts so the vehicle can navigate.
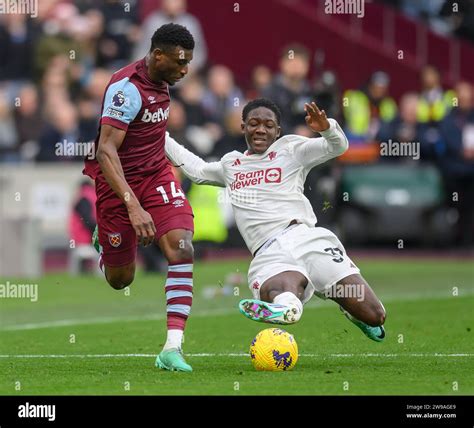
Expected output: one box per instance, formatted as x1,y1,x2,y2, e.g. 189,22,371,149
156,181,185,204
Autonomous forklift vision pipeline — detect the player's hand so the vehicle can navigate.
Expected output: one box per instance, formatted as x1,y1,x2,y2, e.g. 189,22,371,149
304,102,330,133
127,205,156,246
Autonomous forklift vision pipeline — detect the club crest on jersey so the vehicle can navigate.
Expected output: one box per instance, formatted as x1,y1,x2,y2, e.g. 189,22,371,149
268,151,277,160
108,233,122,247
112,91,125,108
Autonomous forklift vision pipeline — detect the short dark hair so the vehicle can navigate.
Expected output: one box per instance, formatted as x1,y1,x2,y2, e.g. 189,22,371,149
242,98,282,125
150,23,195,53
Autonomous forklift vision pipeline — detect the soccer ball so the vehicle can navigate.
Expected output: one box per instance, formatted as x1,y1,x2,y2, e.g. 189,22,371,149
249,328,298,371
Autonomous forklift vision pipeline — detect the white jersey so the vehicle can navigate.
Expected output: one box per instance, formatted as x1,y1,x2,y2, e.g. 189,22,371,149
165,118,348,255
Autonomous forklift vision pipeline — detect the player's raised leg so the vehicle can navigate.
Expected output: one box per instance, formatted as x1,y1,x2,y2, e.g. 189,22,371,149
239,271,307,324
155,228,194,372
329,273,386,342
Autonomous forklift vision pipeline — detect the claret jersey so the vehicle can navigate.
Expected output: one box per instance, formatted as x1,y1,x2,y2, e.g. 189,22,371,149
84,57,172,180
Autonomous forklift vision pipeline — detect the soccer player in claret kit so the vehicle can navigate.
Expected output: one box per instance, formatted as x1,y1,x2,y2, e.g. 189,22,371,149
83,24,196,372
165,98,387,342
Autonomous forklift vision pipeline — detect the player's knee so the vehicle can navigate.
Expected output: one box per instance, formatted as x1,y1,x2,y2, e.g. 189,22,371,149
167,239,194,263
367,304,386,326
106,272,134,290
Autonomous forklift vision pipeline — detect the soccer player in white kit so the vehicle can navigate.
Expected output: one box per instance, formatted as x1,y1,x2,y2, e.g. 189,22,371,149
165,98,386,342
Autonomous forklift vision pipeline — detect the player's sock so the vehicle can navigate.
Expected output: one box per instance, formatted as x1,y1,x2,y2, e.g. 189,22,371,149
98,253,105,275
92,225,106,277
273,292,303,322
164,260,193,350
164,329,183,350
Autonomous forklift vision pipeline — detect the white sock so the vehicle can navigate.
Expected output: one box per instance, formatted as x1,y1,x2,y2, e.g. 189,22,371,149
164,329,184,351
273,292,303,322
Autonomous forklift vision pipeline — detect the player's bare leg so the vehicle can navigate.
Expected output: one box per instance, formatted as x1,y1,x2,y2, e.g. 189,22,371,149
239,271,307,324
155,228,194,372
329,273,386,342
103,262,135,290
239,270,386,342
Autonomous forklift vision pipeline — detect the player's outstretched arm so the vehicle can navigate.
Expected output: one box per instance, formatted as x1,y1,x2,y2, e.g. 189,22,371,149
96,124,156,246
291,101,349,169
165,132,226,187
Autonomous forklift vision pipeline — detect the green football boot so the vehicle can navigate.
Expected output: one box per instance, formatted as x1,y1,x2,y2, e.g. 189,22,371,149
155,348,193,372
340,306,385,342
238,299,300,324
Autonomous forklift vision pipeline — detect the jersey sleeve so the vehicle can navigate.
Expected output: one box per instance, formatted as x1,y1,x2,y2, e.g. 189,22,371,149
288,118,349,169
165,132,226,187
100,77,142,131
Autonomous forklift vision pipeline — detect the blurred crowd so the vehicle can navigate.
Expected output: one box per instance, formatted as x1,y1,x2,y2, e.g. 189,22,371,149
379,0,474,42
0,0,473,247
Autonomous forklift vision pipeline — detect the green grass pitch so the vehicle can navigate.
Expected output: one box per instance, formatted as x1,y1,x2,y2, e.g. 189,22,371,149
0,258,473,395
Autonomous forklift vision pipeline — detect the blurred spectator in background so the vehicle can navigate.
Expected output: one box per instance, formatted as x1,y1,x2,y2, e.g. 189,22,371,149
246,65,272,100
133,0,207,73
37,102,78,162
263,44,313,134
0,89,19,162
77,93,99,144
13,84,42,161
439,0,474,42
377,93,434,161
202,65,244,127
96,0,140,69
313,70,342,123
177,75,210,126
438,81,474,246
401,0,449,34
40,57,72,124
34,3,82,82
69,178,96,238
210,107,246,159
417,65,455,124
0,13,35,88
167,99,194,153
83,67,113,104
176,74,223,156
343,71,397,140
68,178,97,274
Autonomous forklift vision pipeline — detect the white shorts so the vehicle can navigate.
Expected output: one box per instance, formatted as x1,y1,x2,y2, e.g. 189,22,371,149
248,224,360,304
